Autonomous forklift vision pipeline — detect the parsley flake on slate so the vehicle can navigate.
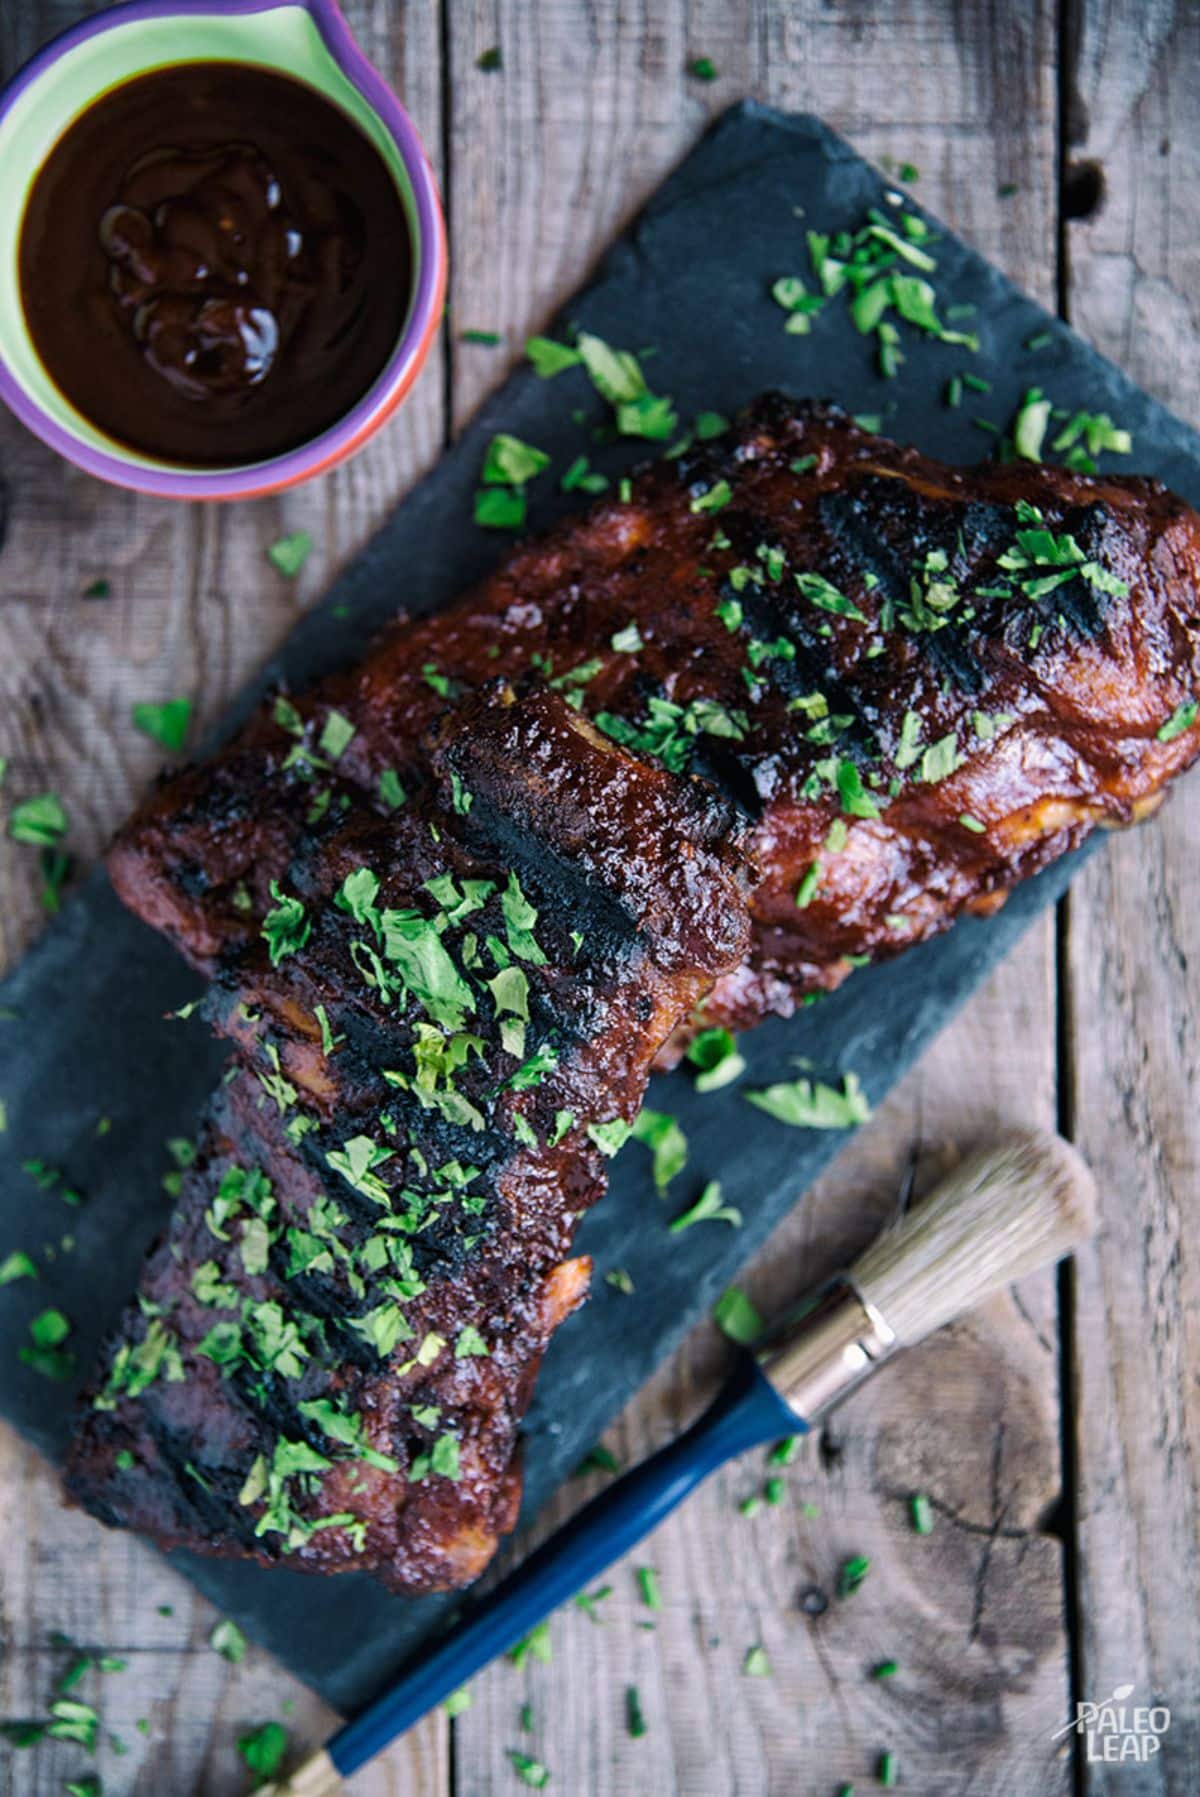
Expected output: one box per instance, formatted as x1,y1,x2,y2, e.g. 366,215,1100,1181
630,1108,688,1190
0,1250,36,1285
1011,388,1051,461
669,1179,742,1233
560,454,609,493
266,530,313,578
576,332,679,441
685,1025,746,1092
746,1071,871,1130
482,433,551,487
525,335,582,378
131,697,192,753
82,577,111,600
712,1285,764,1344
910,1491,934,1535
20,1307,74,1381
474,486,526,531
237,1719,290,1778
771,275,824,335
8,792,68,847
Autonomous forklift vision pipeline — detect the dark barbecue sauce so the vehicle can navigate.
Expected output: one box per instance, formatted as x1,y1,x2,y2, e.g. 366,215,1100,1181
18,63,413,465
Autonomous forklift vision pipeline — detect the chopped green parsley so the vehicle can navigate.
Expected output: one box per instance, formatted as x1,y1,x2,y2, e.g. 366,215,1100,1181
712,1285,764,1344
131,697,192,753
266,531,313,578
669,1179,741,1233
745,1071,871,1130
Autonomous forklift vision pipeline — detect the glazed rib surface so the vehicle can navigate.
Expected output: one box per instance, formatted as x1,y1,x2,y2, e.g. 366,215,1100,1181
76,398,1200,1591
66,690,752,1590
109,398,1200,1037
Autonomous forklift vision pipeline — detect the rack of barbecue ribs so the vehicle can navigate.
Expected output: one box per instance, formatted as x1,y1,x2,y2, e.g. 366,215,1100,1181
67,398,1200,1592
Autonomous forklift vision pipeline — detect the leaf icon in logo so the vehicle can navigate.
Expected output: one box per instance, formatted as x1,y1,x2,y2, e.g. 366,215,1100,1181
1112,1684,1135,1702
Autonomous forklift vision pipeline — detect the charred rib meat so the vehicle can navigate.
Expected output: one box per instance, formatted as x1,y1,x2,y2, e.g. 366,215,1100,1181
66,690,752,1591
108,398,1200,1040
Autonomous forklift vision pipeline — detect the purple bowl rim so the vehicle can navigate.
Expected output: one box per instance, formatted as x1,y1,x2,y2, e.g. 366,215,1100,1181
0,0,445,500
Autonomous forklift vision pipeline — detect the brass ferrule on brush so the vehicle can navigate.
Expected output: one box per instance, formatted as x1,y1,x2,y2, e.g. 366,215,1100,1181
754,1275,898,1421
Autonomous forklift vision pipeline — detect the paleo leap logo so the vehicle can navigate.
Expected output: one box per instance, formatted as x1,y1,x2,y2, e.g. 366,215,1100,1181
1053,1684,1171,1764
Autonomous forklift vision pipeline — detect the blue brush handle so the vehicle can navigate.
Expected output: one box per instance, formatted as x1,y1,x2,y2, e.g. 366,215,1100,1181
330,1352,803,1776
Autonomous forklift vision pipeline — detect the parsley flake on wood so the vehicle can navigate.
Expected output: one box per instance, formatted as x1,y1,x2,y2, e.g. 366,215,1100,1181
746,1071,871,1130
132,697,192,752
8,792,68,847
508,1620,552,1668
713,1285,764,1343
460,328,501,346
837,1552,871,1596
743,1645,771,1677
442,1687,472,1716
636,1566,662,1610
209,1619,247,1663
508,1751,551,1789
476,45,502,71
910,1492,934,1534
237,1719,290,1778
687,54,717,80
266,531,313,578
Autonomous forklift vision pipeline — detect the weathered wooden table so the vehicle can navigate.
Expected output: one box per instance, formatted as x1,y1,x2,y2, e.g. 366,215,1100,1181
1,2,1196,1792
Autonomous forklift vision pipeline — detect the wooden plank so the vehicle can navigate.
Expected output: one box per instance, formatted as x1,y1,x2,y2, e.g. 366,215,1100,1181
0,4,449,1792
1062,2,1200,1788
444,2,1068,1792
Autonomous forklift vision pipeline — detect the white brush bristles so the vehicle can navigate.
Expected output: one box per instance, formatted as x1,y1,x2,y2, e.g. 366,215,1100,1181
849,1129,1097,1348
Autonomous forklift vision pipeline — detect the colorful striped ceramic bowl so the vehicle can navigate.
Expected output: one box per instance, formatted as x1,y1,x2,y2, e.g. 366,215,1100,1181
0,0,447,500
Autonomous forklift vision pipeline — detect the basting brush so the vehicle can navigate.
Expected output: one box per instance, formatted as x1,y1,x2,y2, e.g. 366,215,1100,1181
255,1128,1096,1796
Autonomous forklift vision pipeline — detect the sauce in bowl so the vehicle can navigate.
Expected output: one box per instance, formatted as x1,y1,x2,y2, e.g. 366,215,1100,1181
18,63,413,466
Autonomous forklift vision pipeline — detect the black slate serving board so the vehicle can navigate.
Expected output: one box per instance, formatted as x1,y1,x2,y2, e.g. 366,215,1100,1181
2,103,1199,1715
